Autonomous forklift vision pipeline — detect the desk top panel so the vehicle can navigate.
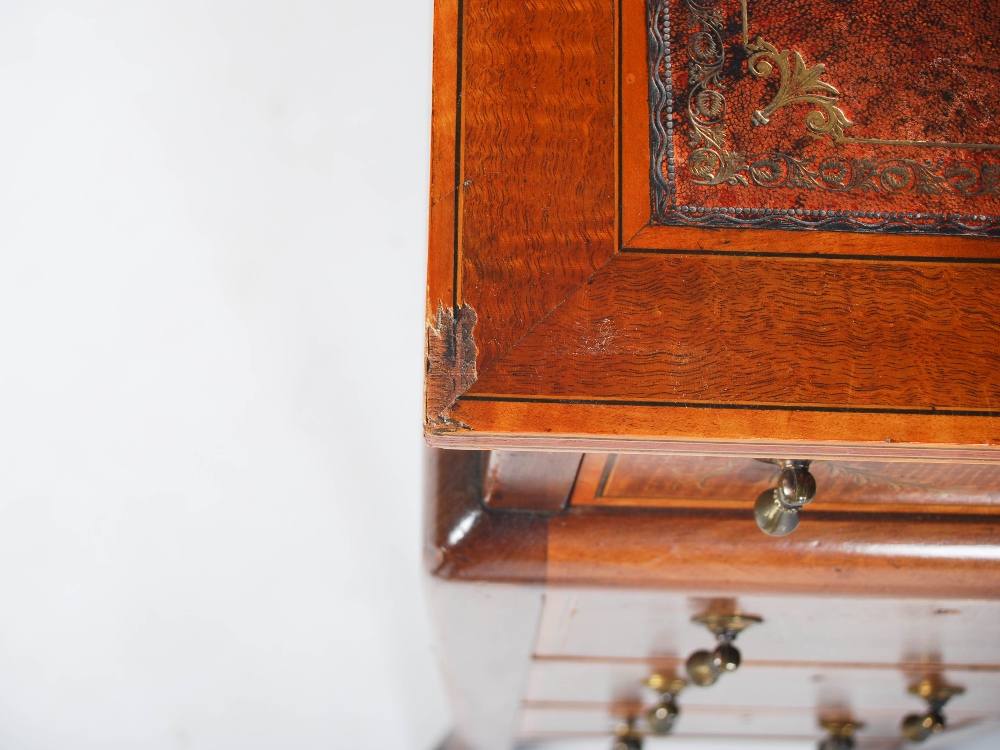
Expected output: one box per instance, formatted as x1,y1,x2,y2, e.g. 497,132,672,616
424,0,1000,458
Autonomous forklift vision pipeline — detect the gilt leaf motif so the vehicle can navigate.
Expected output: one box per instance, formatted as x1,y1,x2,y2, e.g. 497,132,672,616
745,36,853,142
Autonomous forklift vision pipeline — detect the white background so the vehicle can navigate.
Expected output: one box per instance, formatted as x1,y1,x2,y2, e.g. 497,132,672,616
0,2,997,750
0,1,446,748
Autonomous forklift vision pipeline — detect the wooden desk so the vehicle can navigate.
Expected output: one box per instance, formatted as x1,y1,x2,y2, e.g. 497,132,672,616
424,0,1000,746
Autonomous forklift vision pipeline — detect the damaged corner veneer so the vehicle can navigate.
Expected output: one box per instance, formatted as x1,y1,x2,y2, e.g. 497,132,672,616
425,302,478,433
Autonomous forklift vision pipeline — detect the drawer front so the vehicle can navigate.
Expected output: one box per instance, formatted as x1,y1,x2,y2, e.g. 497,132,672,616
518,589,1000,744
572,454,1000,514
536,590,1000,665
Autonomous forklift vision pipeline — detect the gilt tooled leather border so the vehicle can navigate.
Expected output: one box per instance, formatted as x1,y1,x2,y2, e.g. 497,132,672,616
647,0,1000,236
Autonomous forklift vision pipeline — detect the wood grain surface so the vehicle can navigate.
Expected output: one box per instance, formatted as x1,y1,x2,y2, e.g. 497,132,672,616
619,0,649,244
425,0,1000,458
548,509,1000,599
458,0,617,374
469,252,1000,410
626,224,1000,258
426,0,459,315
427,450,1000,598
433,399,1000,459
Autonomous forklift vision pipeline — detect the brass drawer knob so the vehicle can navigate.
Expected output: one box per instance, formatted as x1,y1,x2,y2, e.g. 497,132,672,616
819,719,864,750
900,678,965,742
643,674,687,735
612,720,643,750
685,612,762,687
754,459,817,536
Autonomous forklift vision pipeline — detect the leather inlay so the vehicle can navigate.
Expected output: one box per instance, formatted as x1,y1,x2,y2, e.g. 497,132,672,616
650,0,1000,235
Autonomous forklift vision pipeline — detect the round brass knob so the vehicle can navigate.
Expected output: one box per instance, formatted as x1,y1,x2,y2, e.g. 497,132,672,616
713,642,741,672
777,463,816,507
643,673,687,695
901,712,945,743
900,677,963,742
686,612,759,687
646,698,679,735
685,649,721,687
926,712,945,734
613,720,643,750
754,460,817,536
754,488,801,536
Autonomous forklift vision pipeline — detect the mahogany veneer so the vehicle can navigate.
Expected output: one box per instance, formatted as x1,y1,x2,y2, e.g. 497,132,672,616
425,0,1000,459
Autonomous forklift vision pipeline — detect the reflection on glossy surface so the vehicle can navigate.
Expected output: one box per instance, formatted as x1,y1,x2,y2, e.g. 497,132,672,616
851,543,1000,561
